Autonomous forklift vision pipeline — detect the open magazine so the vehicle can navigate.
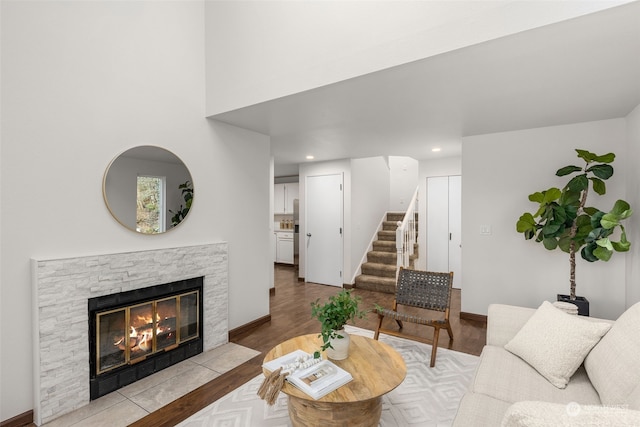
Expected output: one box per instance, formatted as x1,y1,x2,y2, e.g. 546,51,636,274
263,350,353,400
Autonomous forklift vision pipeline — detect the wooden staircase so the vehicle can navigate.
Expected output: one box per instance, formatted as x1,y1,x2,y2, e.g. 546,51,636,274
354,212,418,294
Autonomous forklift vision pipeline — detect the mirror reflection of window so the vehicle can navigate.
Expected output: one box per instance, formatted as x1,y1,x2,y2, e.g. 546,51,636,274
136,175,166,234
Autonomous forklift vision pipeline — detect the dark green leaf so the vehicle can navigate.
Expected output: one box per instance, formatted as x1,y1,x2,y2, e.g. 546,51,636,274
575,214,591,227
559,190,580,206
542,237,558,250
556,165,582,176
567,175,588,192
587,164,614,180
563,204,578,219
558,236,572,252
552,205,567,223
542,223,562,236
583,206,599,216
590,211,605,228
581,243,599,262
590,177,606,195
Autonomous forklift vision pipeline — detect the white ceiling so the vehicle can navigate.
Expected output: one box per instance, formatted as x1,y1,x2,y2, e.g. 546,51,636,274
211,2,640,177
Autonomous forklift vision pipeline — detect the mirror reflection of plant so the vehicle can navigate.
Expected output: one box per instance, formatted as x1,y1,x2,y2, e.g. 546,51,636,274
516,149,632,301
169,180,193,227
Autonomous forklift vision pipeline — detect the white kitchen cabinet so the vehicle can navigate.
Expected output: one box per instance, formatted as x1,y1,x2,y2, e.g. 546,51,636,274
275,232,294,264
274,183,299,214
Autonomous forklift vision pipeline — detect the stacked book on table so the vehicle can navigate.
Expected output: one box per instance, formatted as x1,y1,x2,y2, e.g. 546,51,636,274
263,349,353,399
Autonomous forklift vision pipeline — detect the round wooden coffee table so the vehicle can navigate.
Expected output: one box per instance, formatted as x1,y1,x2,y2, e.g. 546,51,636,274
263,333,406,427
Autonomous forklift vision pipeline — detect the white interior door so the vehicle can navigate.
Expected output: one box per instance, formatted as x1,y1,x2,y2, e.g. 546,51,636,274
306,174,343,287
427,177,449,272
427,176,462,288
448,176,462,289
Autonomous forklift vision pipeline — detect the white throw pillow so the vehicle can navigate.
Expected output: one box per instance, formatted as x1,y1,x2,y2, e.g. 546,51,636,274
504,301,611,389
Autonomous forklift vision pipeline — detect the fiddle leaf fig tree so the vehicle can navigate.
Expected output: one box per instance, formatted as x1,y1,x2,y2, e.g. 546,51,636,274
516,149,632,300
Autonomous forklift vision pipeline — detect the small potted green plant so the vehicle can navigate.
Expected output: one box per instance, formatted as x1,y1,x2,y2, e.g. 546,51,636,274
516,149,632,315
310,289,368,360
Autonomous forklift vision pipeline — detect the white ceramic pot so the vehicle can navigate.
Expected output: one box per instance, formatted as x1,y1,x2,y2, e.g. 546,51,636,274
326,329,350,360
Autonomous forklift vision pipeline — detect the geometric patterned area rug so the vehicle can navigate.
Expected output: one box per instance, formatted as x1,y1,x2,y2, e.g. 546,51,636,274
177,326,479,427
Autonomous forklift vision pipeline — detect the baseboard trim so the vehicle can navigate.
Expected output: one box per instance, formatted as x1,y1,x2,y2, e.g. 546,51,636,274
1,410,33,427
228,314,271,341
460,311,487,324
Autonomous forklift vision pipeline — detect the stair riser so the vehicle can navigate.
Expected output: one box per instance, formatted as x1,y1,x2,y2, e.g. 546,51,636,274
377,231,396,241
367,252,396,265
361,266,396,278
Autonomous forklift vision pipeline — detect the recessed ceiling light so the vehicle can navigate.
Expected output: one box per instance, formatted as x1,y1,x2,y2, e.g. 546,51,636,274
432,147,442,152
306,155,315,160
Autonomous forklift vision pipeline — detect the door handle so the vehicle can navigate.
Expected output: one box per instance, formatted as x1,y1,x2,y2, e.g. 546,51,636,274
307,233,312,237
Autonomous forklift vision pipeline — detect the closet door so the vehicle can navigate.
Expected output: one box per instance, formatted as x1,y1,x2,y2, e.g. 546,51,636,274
448,176,462,289
427,177,449,272
427,176,462,288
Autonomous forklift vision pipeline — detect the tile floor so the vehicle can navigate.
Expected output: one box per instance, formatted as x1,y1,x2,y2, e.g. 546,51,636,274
42,343,261,427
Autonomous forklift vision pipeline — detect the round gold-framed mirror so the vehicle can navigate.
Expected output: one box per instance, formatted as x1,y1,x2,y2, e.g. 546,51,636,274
103,146,194,234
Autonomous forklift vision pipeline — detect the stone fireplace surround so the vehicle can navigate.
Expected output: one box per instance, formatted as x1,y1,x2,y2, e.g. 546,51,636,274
32,243,228,426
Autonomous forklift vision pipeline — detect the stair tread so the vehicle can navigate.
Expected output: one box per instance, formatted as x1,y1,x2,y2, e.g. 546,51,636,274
354,275,396,294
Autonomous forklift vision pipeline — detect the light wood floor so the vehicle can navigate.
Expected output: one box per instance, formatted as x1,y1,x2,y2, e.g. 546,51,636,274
127,264,487,427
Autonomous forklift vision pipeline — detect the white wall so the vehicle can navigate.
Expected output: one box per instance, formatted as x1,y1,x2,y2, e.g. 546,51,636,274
298,160,351,282
417,156,462,270
625,104,640,308
204,0,630,115
462,119,628,320
0,1,270,421
389,156,419,212
350,157,390,282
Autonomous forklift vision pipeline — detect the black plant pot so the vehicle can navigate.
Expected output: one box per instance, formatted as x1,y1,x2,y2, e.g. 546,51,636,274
557,294,589,316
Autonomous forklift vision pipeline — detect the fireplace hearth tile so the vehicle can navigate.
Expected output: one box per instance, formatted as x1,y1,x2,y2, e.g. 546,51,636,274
40,391,127,427
199,343,261,373
127,364,222,413
117,359,200,399
60,399,147,427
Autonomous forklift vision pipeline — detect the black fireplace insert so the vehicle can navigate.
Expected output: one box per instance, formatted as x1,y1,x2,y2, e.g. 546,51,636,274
88,277,204,400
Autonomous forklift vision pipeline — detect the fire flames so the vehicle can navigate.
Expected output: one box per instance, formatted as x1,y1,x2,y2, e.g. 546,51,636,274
113,312,174,354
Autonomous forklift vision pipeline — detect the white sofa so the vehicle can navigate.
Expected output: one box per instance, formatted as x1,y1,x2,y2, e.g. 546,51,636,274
453,302,640,426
